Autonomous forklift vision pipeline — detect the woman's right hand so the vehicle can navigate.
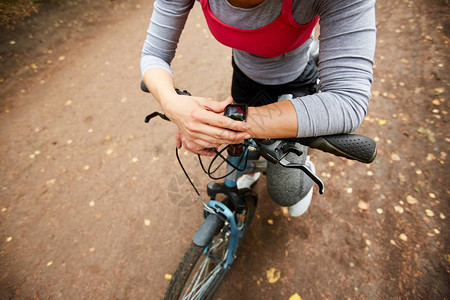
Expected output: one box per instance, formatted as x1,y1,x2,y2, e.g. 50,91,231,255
162,94,251,156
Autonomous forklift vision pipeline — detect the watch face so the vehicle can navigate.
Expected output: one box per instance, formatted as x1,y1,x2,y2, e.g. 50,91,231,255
224,104,247,121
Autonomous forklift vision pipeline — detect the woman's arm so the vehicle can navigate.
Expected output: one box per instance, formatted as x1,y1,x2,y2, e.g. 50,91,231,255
141,0,251,155
289,0,377,137
241,0,376,140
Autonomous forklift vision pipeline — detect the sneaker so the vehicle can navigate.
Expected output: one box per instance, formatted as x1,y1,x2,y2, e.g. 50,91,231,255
288,156,315,217
236,172,261,189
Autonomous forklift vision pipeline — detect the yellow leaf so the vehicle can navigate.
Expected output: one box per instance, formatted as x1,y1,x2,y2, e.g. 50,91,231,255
378,119,387,125
432,99,440,106
289,293,302,300
164,274,172,280
358,200,369,210
266,268,281,283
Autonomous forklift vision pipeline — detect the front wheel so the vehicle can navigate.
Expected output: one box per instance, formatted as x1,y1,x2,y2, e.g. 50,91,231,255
163,189,257,300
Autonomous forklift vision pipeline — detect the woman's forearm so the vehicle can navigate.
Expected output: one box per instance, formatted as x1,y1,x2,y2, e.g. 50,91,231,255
143,68,178,111
246,100,298,139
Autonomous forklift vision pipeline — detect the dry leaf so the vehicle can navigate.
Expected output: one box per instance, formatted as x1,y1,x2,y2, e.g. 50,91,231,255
406,195,418,204
266,268,281,283
399,234,408,241
391,154,400,161
289,293,302,300
425,209,434,217
358,201,369,210
394,206,404,214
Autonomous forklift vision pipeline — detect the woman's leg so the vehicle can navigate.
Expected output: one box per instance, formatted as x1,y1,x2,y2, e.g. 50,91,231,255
231,56,319,211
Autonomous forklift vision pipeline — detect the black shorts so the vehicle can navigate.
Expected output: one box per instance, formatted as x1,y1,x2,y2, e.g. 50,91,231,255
231,56,319,106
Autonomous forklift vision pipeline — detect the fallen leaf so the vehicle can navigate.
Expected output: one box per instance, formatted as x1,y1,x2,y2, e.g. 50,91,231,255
164,274,172,280
425,209,434,217
144,219,151,226
417,127,436,143
391,153,400,161
426,153,436,161
289,293,302,300
394,206,404,214
435,87,445,95
378,119,387,125
376,208,383,214
6,236,12,242
358,201,369,210
399,233,408,241
406,195,418,204
267,219,274,225
266,268,281,283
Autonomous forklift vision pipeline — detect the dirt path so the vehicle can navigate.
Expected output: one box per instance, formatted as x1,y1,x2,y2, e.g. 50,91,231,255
0,0,448,299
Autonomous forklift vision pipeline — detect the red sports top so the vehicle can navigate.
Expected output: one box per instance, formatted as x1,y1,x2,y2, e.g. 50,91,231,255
200,0,319,58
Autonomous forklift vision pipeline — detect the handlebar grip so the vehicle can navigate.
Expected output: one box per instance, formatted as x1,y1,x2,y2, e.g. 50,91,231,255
141,80,150,93
297,134,377,163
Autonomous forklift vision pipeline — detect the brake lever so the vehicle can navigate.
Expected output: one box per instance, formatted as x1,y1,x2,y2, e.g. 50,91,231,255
145,112,170,123
278,157,325,194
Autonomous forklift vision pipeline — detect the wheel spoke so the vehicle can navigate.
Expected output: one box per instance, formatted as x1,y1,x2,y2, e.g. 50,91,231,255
182,233,230,299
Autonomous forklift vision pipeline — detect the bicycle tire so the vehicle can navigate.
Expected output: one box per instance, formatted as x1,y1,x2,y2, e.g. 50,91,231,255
163,189,257,300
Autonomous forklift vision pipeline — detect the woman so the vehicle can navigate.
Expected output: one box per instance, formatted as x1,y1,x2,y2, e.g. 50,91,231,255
141,0,376,216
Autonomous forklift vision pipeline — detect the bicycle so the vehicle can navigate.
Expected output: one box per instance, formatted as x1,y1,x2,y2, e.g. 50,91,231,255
141,83,377,300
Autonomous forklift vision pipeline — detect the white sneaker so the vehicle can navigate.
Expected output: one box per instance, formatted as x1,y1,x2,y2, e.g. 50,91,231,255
288,156,315,217
236,172,261,189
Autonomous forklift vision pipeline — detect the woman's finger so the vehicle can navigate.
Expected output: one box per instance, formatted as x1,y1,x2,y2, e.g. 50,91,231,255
175,130,182,149
199,96,233,113
190,108,250,132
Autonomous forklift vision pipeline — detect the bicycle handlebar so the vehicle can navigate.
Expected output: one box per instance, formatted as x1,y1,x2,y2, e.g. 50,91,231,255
298,135,377,164
141,81,377,164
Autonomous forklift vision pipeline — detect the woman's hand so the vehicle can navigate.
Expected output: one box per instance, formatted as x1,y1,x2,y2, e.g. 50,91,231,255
163,95,251,156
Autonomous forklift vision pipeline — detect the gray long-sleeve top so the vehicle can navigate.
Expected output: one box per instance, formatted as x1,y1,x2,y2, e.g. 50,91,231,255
141,0,376,137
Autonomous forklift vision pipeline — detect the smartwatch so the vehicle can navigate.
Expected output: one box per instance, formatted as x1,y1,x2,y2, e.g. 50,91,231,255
224,104,247,122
